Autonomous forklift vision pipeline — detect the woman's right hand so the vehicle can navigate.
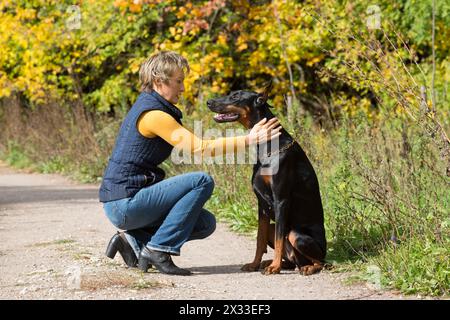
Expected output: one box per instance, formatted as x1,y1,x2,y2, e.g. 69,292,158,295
246,117,282,145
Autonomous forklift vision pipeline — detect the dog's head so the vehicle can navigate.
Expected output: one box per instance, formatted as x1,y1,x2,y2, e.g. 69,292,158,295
207,82,273,129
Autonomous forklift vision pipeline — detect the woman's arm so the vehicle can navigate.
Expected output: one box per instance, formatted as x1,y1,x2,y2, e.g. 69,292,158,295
137,110,281,158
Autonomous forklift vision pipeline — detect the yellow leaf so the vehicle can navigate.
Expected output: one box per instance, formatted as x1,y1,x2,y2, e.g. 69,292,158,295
306,56,322,67
237,43,248,52
217,34,227,46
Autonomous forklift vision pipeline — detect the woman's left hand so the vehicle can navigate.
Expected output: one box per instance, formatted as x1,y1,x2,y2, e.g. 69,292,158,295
246,117,282,145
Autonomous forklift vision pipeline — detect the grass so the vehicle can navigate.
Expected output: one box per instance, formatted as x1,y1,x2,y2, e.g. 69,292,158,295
371,239,449,296
1,141,35,170
131,277,168,290
79,272,166,291
29,239,76,247
207,174,258,236
73,251,92,261
53,239,77,245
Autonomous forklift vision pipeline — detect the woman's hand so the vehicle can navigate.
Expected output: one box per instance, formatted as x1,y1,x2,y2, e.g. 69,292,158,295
246,118,282,145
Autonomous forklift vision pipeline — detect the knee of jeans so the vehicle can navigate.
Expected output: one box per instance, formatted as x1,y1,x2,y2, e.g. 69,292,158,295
196,172,215,191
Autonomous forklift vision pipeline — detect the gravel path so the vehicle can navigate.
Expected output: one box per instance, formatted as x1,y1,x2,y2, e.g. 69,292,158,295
0,161,415,300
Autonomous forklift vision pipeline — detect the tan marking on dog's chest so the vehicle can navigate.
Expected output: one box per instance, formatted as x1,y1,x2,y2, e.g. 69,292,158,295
261,175,272,186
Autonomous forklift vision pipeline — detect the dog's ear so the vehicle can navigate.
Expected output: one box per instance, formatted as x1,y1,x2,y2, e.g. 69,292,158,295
255,80,273,107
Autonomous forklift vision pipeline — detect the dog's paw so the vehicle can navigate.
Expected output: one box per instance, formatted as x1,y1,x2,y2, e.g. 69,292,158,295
263,264,281,275
259,260,273,269
241,263,260,272
299,263,323,276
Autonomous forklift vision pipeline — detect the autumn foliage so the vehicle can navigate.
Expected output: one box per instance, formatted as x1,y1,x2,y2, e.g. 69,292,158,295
1,0,448,121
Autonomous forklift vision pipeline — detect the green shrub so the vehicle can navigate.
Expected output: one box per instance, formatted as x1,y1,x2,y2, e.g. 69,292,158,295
2,140,34,170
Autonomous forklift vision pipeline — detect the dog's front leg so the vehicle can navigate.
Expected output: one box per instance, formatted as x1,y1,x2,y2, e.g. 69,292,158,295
241,209,269,272
263,199,288,275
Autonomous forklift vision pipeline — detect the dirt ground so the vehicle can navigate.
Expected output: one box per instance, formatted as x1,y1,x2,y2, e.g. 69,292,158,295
0,161,419,300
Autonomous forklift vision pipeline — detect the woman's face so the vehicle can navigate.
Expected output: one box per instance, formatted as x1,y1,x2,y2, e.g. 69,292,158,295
153,68,185,104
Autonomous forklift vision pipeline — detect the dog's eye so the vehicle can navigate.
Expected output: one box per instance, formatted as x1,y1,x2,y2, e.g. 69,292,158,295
231,92,240,99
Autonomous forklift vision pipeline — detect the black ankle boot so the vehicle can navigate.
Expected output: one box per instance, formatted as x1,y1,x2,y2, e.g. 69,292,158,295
138,247,191,276
105,232,138,267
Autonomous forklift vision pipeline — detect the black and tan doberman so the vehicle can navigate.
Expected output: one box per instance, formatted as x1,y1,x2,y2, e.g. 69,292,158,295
207,83,326,275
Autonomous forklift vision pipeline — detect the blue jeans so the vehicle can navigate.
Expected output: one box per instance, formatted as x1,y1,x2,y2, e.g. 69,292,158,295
103,171,216,256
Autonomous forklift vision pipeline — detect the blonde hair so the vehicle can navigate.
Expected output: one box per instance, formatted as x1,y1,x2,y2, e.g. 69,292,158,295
139,51,190,92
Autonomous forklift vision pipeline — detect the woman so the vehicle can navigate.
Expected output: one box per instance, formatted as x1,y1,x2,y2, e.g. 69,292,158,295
100,51,281,276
